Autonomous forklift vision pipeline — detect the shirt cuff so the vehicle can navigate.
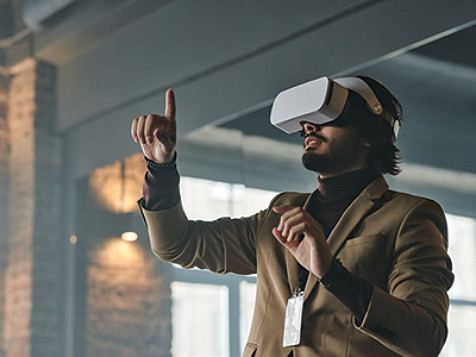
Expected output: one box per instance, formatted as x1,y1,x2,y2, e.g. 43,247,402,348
142,154,181,211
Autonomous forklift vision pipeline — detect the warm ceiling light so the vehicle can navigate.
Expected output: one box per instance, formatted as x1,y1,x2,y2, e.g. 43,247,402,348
121,231,138,242
69,235,78,244
89,154,146,214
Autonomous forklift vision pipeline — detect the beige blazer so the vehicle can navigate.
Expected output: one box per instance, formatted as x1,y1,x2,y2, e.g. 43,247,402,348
139,176,453,357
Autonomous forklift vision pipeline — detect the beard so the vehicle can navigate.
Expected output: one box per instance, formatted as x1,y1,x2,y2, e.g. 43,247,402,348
301,132,361,175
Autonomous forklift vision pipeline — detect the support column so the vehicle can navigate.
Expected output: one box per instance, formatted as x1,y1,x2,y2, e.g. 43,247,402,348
0,66,10,357
4,58,62,357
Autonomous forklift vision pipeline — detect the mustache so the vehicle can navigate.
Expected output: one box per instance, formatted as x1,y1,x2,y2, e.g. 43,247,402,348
303,132,327,142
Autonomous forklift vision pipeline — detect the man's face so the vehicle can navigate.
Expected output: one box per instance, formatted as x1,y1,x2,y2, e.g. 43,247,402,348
300,120,368,178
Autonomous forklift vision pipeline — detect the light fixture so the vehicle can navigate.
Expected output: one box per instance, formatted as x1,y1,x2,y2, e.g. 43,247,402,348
69,235,78,244
89,154,146,214
121,231,138,242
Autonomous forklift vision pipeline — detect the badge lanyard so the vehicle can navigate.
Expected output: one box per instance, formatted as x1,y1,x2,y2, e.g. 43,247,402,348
282,225,334,348
283,267,308,347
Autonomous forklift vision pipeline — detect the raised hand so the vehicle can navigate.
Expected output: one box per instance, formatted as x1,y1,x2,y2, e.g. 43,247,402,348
272,205,333,278
131,89,177,163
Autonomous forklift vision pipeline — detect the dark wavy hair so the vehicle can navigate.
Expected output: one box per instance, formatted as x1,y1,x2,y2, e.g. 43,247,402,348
344,76,403,176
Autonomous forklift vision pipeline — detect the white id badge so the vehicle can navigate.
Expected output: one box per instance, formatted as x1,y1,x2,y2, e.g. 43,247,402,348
283,292,304,347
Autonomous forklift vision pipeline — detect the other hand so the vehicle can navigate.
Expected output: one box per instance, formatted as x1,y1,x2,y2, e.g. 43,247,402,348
272,205,333,278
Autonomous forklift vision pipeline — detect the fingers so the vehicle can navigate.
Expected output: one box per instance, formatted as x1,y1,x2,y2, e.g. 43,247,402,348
273,206,307,242
272,227,290,245
131,115,149,145
272,205,294,214
272,227,303,247
132,114,169,145
144,114,158,144
131,89,176,144
165,89,176,120
131,118,139,143
273,206,304,232
131,115,145,144
273,205,333,278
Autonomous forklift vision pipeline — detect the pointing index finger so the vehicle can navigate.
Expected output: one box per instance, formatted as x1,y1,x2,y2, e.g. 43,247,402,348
165,89,176,120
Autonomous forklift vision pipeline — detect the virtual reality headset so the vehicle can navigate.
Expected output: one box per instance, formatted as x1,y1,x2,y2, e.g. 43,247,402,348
270,76,400,138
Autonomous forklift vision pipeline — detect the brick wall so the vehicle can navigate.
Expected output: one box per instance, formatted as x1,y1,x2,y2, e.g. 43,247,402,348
4,58,62,357
75,155,172,357
86,238,171,357
2,57,172,357
5,58,36,357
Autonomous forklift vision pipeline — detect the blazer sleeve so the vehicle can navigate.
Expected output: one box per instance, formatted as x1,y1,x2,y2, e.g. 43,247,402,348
138,199,272,275
355,198,454,357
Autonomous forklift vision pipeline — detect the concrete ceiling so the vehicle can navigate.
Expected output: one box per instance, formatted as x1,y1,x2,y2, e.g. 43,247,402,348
2,0,476,214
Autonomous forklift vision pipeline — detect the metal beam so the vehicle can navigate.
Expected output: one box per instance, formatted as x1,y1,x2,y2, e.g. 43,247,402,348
62,0,476,179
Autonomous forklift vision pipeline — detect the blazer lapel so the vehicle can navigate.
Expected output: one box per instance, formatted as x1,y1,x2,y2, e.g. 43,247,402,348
303,176,389,300
327,176,389,256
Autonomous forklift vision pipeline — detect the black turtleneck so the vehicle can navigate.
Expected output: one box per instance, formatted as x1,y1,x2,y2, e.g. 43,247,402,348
308,168,378,234
141,160,374,324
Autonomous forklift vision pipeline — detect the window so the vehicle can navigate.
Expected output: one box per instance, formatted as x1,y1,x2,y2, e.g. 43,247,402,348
239,281,257,352
171,282,230,357
170,176,275,357
180,176,278,220
440,213,476,356
445,214,476,300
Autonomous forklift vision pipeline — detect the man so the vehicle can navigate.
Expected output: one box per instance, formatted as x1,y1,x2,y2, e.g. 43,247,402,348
131,76,453,357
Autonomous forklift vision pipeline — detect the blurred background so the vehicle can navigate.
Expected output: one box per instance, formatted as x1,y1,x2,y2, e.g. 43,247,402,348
1,0,476,356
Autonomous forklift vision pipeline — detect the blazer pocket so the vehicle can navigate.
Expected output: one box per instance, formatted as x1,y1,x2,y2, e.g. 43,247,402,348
340,233,391,285
344,233,385,246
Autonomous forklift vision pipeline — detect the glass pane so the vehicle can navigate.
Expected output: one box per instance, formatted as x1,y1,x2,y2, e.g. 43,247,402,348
238,186,278,217
446,214,476,300
239,281,257,353
440,305,476,356
180,176,277,220
171,282,229,357
180,177,235,220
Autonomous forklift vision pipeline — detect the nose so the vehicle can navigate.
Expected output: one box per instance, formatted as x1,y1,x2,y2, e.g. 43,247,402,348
300,122,321,137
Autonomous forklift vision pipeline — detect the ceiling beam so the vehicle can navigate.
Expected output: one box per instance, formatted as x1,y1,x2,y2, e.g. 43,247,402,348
61,0,476,178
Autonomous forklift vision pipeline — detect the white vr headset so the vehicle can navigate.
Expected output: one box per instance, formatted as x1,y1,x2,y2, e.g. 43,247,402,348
270,76,400,138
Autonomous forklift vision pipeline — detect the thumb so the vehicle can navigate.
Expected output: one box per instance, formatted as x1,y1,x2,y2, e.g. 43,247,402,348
165,89,176,119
